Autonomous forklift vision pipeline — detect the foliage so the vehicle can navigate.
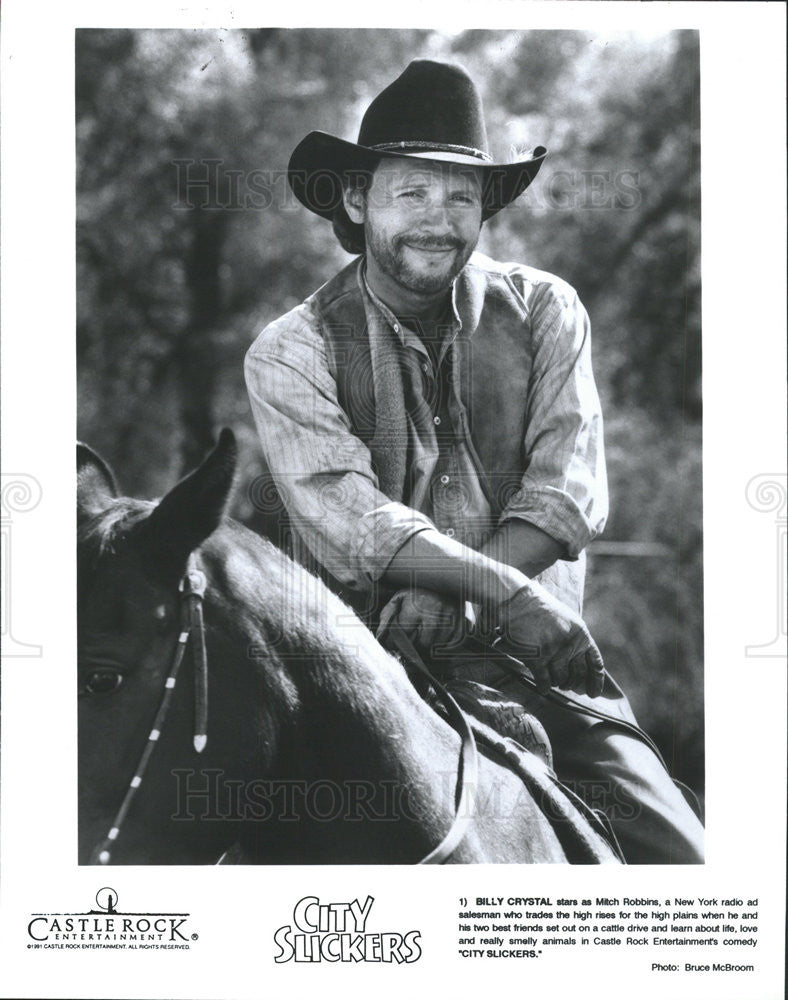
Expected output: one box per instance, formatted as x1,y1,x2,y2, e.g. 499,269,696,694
585,412,704,793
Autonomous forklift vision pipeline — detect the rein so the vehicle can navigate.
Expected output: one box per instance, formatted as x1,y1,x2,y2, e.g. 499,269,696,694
384,625,479,864
90,554,209,865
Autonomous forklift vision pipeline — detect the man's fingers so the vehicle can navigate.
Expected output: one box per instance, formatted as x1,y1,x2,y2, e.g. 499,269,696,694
533,661,553,696
422,601,457,646
585,642,605,697
376,592,406,641
556,633,605,697
491,591,603,697
562,649,586,692
549,655,571,690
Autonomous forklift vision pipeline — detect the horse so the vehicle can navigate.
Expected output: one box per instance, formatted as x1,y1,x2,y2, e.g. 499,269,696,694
77,429,621,865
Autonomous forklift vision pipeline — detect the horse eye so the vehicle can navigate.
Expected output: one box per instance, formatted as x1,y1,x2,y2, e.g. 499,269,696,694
84,671,123,695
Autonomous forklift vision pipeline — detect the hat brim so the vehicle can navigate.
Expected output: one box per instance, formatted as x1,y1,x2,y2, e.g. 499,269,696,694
288,131,547,223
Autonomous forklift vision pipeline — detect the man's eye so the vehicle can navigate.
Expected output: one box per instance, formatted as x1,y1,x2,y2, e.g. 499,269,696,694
82,671,124,695
400,190,424,200
450,194,475,205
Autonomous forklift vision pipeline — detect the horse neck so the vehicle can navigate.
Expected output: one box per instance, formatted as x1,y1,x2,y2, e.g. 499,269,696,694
202,529,462,863
281,659,458,863
278,641,462,863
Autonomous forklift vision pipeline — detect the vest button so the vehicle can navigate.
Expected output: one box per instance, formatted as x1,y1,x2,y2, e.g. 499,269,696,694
445,527,455,538
433,415,441,426
440,474,450,485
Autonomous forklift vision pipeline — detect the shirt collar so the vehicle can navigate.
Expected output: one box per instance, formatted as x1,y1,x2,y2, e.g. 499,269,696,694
359,257,465,347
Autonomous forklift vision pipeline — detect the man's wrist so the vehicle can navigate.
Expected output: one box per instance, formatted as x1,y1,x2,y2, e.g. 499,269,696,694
481,519,566,580
478,560,529,609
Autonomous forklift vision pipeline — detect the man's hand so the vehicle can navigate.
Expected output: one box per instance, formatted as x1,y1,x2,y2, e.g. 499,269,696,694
376,588,465,660
490,582,605,698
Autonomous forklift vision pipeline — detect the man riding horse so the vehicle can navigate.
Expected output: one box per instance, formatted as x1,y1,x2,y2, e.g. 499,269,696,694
245,59,704,864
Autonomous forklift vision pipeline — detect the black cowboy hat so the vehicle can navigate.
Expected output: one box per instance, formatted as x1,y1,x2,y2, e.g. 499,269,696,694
288,59,547,223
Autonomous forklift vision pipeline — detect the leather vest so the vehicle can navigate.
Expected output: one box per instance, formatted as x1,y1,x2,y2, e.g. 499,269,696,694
309,254,535,511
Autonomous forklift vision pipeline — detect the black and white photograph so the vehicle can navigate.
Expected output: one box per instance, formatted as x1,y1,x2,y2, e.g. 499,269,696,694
75,26,704,867
1,2,786,999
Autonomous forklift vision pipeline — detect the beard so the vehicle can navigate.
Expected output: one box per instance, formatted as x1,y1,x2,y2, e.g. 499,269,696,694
364,227,477,295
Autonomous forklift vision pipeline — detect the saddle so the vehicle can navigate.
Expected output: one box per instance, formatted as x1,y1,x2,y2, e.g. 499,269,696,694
442,678,554,769
414,666,625,864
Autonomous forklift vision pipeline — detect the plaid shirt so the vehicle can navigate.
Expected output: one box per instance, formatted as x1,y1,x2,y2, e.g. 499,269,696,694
245,255,607,593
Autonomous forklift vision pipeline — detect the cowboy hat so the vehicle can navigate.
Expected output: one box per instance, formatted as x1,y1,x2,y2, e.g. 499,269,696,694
288,59,547,222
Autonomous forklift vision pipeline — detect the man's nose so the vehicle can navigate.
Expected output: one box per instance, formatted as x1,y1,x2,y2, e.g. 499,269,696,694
418,197,453,230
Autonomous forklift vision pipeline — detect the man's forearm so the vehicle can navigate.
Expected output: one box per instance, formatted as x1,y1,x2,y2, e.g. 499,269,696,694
383,528,529,610
384,519,564,601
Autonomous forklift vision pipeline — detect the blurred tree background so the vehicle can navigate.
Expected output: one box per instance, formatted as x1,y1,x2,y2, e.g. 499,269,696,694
76,28,703,802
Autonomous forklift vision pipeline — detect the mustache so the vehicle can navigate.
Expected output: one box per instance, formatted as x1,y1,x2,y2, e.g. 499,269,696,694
396,234,464,250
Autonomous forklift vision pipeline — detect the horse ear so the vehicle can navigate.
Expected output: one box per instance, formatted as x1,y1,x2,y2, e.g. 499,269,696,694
77,442,119,522
141,428,238,579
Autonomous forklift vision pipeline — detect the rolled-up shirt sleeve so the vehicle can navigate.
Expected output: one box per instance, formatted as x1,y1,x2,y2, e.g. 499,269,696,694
499,276,608,558
244,305,434,589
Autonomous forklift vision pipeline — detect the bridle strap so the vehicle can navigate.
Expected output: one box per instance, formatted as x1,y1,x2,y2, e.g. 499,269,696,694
385,625,478,865
91,555,207,865
182,560,209,752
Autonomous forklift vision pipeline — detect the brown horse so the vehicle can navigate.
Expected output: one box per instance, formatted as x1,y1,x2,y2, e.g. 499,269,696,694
77,429,620,864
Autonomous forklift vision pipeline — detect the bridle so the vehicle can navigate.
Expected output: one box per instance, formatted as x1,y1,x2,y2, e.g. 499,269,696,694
90,554,209,865
89,558,478,866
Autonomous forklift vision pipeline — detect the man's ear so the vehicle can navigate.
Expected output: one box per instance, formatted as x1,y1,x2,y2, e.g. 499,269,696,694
343,185,366,225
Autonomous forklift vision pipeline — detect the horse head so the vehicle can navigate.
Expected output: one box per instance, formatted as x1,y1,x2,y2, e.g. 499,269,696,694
78,430,262,863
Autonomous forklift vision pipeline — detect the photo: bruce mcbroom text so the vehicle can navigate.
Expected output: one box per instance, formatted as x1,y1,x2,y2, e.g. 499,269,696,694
456,894,758,972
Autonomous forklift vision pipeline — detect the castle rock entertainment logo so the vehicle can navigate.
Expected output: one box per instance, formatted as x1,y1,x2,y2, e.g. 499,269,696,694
27,888,198,951
274,895,422,964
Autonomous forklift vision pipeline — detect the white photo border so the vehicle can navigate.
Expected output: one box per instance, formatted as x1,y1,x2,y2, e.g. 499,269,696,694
1,3,785,999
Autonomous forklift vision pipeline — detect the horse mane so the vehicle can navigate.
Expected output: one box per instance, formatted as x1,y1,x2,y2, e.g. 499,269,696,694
78,499,156,592
78,496,314,623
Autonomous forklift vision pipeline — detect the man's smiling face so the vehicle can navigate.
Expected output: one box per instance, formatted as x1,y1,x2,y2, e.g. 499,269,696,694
345,157,483,298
